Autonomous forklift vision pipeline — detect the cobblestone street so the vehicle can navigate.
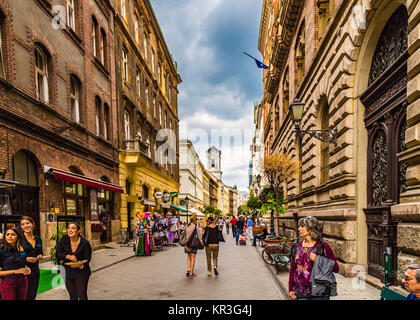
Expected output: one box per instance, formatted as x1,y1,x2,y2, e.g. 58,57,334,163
37,231,285,300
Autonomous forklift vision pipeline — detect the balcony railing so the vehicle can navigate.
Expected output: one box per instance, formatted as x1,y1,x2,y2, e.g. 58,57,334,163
123,137,148,155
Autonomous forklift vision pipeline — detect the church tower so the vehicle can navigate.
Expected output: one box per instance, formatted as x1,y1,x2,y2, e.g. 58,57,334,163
207,146,222,180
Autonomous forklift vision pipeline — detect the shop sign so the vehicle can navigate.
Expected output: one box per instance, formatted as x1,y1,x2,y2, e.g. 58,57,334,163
163,193,170,201
154,192,163,199
170,192,178,198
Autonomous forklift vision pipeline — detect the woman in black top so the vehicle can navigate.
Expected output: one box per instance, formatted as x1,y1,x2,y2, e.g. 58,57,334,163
0,227,31,300
56,222,92,300
203,216,223,276
20,216,43,300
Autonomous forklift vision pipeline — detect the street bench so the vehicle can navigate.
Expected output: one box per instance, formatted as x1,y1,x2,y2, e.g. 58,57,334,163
380,285,406,300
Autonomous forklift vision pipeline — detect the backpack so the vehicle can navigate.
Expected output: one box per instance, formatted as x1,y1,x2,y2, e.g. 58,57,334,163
178,229,187,247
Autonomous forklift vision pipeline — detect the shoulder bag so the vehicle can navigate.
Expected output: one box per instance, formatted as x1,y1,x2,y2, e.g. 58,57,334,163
186,226,204,250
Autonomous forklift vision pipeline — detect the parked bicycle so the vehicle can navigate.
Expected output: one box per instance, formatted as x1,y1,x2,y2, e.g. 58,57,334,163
262,239,298,274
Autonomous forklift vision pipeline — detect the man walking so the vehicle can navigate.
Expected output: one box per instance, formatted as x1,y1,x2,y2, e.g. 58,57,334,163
230,216,237,238
235,216,245,245
225,218,230,234
246,216,253,240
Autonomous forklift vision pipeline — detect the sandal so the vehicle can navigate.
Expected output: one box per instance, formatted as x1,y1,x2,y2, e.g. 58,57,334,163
189,272,197,277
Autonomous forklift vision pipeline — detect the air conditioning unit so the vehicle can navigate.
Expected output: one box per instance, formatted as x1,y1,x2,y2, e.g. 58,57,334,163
45,212,57,222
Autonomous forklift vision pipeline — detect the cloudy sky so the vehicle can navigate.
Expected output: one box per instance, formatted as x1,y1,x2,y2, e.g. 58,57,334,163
150,0,264,191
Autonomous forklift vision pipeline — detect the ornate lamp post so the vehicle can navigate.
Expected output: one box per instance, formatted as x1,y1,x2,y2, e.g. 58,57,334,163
290,98,338,146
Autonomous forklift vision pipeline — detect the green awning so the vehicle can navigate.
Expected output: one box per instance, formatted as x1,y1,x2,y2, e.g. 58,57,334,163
170,204,187,212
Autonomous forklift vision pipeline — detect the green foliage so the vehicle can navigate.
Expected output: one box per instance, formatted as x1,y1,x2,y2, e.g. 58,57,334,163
260,191,287,217
214,209,221,216
226,212,233,217
204,205,215,214
49,226,67,265
247,192,262,210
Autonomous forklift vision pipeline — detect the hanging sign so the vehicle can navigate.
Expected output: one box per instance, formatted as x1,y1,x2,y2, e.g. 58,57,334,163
163,193,170,201
154,192,163,199
170,192,178,198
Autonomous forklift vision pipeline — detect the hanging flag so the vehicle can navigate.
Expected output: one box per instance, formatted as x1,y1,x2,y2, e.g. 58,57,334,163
243,52,269,69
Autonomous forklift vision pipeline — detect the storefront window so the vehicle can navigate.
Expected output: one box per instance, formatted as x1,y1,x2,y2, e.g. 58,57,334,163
63,181,86,216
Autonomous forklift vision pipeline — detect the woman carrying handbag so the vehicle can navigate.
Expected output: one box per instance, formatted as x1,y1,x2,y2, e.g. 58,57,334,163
184,215,203,278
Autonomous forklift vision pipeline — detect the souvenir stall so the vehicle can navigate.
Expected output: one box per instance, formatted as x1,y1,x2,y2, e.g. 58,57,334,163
134,212,154,256
151,213,169,249
168,214,180,244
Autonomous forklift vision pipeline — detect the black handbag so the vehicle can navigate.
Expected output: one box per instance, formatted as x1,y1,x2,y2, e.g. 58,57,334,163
217,230,225,242
186,226,204,250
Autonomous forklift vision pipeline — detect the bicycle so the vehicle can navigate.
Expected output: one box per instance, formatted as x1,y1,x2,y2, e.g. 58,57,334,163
261,239,298,274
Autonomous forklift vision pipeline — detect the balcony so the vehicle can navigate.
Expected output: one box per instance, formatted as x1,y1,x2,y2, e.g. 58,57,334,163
121,137,150,166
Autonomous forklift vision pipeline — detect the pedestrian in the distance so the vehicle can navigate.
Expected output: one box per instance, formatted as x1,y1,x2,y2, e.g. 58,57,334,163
235,216,245,245
203,216,222,276
230,216,237,238
184,215,203,278
246,216,253,240
57,221,92,300
218,217,224,232
20,216,43,300
0,227,31,300
289,216,339,300
225,218,230,234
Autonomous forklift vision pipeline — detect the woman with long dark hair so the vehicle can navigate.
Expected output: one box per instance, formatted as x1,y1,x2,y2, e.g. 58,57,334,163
0,227,31,300
56,222,92,300
203,216,223,276
288,216,339,300
20,216,43,300
184,215,203,278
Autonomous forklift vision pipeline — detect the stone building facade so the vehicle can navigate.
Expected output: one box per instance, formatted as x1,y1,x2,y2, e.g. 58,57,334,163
114,0,181,236
0,0,122,253
258,0,420,285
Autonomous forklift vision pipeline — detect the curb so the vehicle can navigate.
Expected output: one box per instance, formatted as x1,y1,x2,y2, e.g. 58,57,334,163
254,245,290,300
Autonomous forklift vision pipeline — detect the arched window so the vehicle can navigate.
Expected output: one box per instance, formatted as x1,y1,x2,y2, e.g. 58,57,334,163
67,0,76,31
282,68,289,117
100,29,106,67
295,23,305,91
320,100,330,184
104,103,110,141
70,76,81,123
35,45,49,103
136,68,141,97
151,49,155,73
134,13,140,44
122,46,128,82
143,34,148,60
0,11,5,79
95,96,101,136
92,16,98,58
124,109,131,140
145,81,149,109
12,151,37,187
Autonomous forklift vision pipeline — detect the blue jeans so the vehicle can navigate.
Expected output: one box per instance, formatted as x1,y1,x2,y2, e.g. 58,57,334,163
226,225,229,234
297,296,330,300
253,235,264,245
236,229,243,244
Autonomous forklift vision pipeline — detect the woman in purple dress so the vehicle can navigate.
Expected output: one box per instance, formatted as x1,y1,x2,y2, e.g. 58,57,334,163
288,216,339,300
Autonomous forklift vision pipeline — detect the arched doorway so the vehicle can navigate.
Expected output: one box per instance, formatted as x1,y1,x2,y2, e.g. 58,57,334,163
360,5,409,284
11,150,40,234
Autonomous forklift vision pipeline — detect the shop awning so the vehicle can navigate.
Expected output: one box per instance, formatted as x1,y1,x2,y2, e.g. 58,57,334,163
161,203,171,209
44,166,124,193
170,204,187,212
142,199,156,206
0,180,17,189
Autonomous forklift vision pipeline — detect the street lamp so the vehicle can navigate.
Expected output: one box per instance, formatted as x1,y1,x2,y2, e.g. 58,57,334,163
290,98,337,146
185,196,190,223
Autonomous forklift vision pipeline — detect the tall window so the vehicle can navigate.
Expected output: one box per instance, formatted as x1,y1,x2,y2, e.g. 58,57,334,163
67,0,75,31
122,47,128,82
134,14,140,44
320,101,330,184
70,77,80,123
151,49,155,73
159,102,162,125
104,103,110,141
124,109,130,140
317,0,334,42
146,133,151,158
152,93,156,119
168,85,171,105
295,23,305,91
92,17,98,58
158,63,161,85
100,29,106,66
121,0,126,21
35,46,49,103
136,68,141,97
0,16,5,79
136,121,142,141
164,111,167,128
143,35,148,60
282,68,290,117
95,97,101,136
145,81,149,109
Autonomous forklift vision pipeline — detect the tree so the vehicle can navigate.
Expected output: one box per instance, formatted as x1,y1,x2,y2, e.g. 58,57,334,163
263,153,300,236
204,205,215,215
214,209,221,216
247,190,262,212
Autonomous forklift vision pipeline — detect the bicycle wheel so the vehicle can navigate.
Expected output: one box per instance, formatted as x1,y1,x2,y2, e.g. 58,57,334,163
262,245,282,265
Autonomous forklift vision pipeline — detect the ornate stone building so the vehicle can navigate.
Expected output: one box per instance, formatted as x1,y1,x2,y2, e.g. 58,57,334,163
114,0,181,236
0,0,122,252
259,0,420,286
